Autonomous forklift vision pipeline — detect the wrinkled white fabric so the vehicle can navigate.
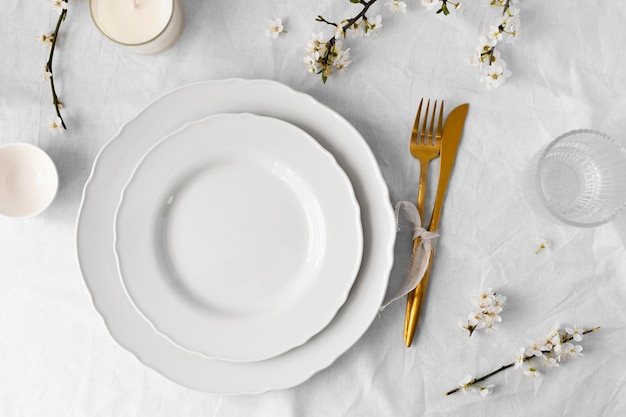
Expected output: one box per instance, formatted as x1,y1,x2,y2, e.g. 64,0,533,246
1,1,626,416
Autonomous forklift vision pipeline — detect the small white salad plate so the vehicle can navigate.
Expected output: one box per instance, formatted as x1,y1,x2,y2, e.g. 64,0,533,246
114,113,363,362
0,142,58,218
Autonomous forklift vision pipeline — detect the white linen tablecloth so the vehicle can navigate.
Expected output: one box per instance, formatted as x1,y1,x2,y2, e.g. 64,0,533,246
1,0,625,415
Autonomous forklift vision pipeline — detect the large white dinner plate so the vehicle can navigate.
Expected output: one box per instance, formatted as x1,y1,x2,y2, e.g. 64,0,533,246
76,79,396,394
115,113,363,362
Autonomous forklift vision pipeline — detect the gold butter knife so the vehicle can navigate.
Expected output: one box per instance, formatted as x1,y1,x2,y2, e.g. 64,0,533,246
405,103,469,347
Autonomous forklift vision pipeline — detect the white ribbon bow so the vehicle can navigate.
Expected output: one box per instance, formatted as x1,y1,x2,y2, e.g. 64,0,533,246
380,201,439,311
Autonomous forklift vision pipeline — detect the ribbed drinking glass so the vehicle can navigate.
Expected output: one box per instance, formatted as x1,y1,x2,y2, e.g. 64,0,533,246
523,129,626,227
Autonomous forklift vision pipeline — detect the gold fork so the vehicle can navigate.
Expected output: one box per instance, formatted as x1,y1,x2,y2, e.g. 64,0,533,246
403,99,444,340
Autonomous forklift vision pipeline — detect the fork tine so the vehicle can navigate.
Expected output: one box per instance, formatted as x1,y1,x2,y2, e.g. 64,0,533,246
420,99,430,144
411,98,424,145
427,100,437,145
436,100,444,140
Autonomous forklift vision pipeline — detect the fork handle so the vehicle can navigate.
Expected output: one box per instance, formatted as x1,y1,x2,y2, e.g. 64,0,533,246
415,163,428,220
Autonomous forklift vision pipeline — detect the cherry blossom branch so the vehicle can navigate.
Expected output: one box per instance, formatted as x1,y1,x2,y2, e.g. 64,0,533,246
305,0,379,83
482,0,515,62
40,1,69,135
316,0,377,34
445,326,601,397
46,3,68,130
469,0,520,89
460,289,506,338
305,1,462,83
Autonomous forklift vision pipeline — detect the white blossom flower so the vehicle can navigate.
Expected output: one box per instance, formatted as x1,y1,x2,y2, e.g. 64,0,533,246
501,13,521,43
485,311,502,329
385,0,407,14
365,15,383,36
468,53,483,68
52,0,68,10
36,32,54,47
48,117,64,136
525,342,544,358
480,59,512,90
266,18,286,39
493,293,506,309
479,384,495,398
348,17,366,38
470,314,489,333
459,375,477,394
487,25,503,42
306,32,327,59
472,288,495,309
303,54,322,74
421,0,437,11
476,36,497,55
535,237,552,254
306,32,325,51
42,69,53,82
505,27,521,43
459,320,474,334
468,311,484,327
558,343,583,361
453,2,466,13
523,365,541,379
543,324,562,351
540,355,559,369
333,43,352,72
566,325,584,342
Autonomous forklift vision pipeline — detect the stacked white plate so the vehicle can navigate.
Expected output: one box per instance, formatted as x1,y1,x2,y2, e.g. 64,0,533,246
76,79,396,394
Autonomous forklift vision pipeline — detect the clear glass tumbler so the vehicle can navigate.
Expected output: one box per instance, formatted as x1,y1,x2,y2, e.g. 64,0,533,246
523,129,626,227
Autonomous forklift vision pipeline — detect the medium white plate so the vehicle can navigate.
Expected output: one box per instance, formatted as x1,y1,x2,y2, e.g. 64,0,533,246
115,113,363,362
76,79,396,394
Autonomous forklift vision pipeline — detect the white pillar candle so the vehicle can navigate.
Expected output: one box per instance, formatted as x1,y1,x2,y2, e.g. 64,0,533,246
90,0,184,54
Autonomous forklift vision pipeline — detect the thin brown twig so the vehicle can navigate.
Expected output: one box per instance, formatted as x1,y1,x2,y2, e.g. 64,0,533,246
45,2,68,129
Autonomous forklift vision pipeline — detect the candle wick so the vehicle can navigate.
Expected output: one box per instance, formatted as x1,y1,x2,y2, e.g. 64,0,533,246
132,0,138,8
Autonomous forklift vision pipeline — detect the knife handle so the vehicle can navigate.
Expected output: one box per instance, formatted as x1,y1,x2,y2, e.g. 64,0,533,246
403,236,421,340
404,250,434,346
